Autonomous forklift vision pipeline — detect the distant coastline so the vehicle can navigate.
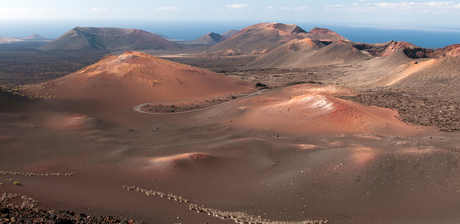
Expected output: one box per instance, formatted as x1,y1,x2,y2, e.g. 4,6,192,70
1,20,460,48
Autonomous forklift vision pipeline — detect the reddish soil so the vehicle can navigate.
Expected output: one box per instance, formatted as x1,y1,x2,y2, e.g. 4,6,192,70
2,49,460,224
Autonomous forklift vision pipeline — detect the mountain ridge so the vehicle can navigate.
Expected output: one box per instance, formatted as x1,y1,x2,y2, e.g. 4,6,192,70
38,27,182,51
201,23,350,57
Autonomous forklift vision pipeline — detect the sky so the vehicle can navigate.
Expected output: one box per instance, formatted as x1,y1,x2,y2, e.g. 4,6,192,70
2,0,460,47
2,0,460,28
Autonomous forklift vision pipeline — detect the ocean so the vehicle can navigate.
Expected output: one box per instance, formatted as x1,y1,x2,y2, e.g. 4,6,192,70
1,20,459,49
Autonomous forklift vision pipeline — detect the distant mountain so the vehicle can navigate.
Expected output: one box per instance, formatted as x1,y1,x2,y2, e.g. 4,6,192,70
202,23,308,56
0,34,50,45
153,33,171,40
244,39,434,70
236,24,439,70
38,27,182,51
304,27,350,42
427,44,460,57
354,41,429,58
245,39,369,69
202,23,348,57
190,32,226,45
21,34,50,41
0,36,22,44
221,29,239,39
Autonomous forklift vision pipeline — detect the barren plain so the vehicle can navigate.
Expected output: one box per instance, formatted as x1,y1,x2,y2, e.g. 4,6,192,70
2,23,460,224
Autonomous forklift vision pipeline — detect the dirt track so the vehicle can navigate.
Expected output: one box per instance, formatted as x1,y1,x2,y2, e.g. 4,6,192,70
133,89,267,114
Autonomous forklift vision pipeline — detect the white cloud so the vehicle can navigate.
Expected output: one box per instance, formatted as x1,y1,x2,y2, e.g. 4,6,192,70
279,7,291,10
294,6,311,11
373,1,454,10
267,6,274,10
156,7,180,10
227,4,248,9
324,4,343,8
325,1,459,12
90,8,108,11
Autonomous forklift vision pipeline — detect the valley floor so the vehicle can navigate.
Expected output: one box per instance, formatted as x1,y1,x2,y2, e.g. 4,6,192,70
2,51,460,224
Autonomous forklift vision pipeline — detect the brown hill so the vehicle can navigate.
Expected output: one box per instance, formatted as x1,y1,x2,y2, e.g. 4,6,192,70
303,27,350,42
190,32,226,45
385,56,460,97
21,51,255,110
38,27,182,51
207,83,425,136
338,49,427,89
221,29,239,38
202,23,309,57
243,38,323,69
201,23,352,57
354,40,429,58
245,39,369,69
326,43,460,101
427,44,460,58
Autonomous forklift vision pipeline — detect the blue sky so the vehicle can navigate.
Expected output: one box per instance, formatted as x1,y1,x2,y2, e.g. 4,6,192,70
2,0,460,29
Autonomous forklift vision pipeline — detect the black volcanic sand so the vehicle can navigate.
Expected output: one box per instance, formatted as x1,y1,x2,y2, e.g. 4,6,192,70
340,91,460,132
0,50,107,86
1,193,145,224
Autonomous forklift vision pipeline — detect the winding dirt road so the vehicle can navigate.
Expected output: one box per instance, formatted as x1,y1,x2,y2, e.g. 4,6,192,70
132,89,267,114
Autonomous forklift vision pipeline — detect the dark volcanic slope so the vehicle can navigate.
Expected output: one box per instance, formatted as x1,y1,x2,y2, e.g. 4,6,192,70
354,40,429,58
190,32,226,45
38,27,182,51
0,88,30,112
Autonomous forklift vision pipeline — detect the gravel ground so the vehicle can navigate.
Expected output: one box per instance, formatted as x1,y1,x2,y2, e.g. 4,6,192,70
0,193,145,224
340,91,460,132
